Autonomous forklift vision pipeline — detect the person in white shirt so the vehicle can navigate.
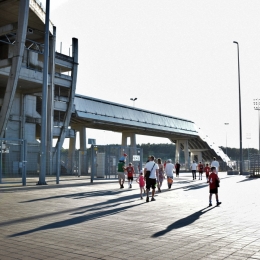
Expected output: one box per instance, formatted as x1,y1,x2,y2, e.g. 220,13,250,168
144,155,159,202
211,157,220,174
190,160,198,180
165,159,175,189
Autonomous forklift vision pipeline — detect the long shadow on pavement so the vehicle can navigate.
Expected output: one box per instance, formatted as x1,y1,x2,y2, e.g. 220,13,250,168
0,180,119,192
183,183,208,191
237,177,259,183
9,202,141,237
20,189,132,203
183,176,232,191
151,206,216,238
0,192,141,228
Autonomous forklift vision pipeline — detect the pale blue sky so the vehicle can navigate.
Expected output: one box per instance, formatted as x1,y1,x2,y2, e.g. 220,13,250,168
49,0,260,149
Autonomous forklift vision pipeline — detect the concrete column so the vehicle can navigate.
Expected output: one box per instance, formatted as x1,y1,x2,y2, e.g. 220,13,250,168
0,0,29,137
198,151,202,163
121,132,128,147
47,26,56,175
55,38,78,151
190,150,203,163
122,132,136,147
68,136,76,174
79,126,87,174
130,132,136,147
121,131,137,171
182,140,189,170
175,140,180,163
190,152,194,162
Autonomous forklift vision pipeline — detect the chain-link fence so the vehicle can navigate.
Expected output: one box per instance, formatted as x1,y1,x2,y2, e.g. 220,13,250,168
60,148,81,176
27,143,40,176
89,145,143,181
3,137,259,185
56,145,143,182
249,154,260,176
0,138,26,184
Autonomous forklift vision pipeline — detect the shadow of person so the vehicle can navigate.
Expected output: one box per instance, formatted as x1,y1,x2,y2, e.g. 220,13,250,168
9,202,141,237
237,177,258,183
183,183,208,191
151,206,215,238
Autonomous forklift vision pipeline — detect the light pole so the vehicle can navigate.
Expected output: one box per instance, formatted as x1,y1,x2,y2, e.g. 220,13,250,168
246,133,251,162
233,41,243,174
224,123,229,156
130,98,137,107
38,0,51,185
253,98,260,153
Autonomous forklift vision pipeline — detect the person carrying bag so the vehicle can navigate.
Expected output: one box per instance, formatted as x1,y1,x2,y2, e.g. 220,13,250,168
144,156,159,202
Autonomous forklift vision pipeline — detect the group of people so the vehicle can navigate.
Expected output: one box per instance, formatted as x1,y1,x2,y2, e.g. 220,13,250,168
190,157,220,182
117,154,221,206
117,154,178,199
142,156,178,202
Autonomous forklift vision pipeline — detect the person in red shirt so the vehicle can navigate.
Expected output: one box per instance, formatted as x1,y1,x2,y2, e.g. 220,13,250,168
126,162,135,188
204,163,210,183
163,161,167,169
198,161,204,180
208,167,221,207
175,162,180,177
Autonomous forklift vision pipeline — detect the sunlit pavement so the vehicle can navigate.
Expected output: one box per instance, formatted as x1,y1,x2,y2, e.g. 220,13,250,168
1,172,260,260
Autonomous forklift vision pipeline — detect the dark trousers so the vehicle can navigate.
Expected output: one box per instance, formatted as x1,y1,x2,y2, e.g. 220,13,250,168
192,170,196,179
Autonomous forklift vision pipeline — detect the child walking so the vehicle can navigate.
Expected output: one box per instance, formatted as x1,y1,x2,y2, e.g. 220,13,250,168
198,161,204,180
208,166,221,207
126,162,135,188
204,163,210,183
136,172,145,199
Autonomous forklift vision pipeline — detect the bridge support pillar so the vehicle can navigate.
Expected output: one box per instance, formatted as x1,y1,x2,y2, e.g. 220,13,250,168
68,136,76,174
175,140,181,163
122,132,136,147
190,150,203,163
182,140,190,171
79,126,88,175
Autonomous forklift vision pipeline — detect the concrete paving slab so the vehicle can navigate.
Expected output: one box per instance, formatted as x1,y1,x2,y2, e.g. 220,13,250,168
1,172,260,259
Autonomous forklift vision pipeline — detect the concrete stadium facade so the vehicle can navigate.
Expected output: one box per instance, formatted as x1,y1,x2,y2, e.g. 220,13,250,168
0,0,228,184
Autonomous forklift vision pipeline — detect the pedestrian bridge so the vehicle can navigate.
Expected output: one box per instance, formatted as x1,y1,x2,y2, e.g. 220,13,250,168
71,94,229,164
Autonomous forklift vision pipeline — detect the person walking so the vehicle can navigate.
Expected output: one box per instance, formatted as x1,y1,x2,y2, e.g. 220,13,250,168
126,162,135,188
198,161,204,180
211,157,220,174
136,172,145,199
190,160,198,180
175,161,180,177
144,155,159,202
157,158,164,192
163,160,167,169
204,163,211,183
208,166,221,206
117,153,127,188
165,159,175,189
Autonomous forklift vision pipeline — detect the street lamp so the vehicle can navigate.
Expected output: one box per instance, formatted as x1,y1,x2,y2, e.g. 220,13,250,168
224,123,229,156
130,97,137,107
246,133,251,162
233,41,243,174
253,98,260,153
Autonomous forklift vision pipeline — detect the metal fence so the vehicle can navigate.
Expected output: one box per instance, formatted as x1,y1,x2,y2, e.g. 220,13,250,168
89,145,143,182
3,137,260,185
0,138,27,184
249,154,260,176
60,149,81,176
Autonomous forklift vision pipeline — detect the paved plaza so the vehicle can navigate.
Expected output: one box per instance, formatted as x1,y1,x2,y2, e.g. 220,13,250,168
1,173,260,260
